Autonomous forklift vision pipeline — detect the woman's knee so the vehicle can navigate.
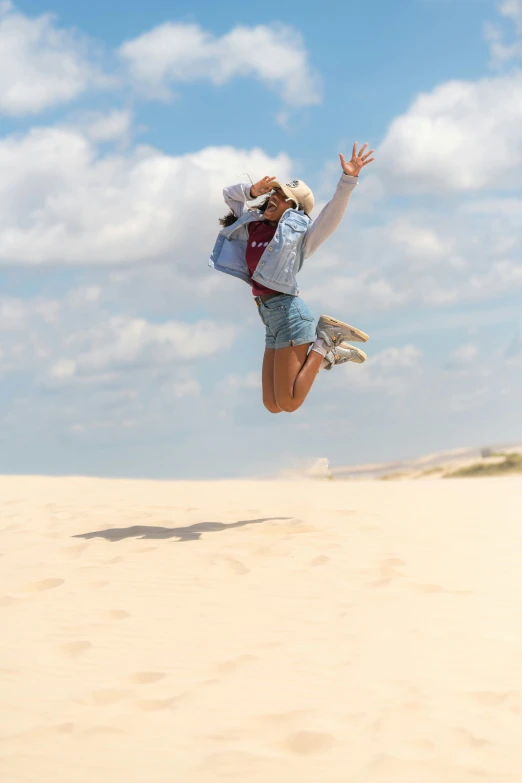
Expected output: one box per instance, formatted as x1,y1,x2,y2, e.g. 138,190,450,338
275,396,302,413
263,399,282,414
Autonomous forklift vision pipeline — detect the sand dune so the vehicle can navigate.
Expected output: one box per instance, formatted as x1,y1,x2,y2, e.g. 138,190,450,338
1,475,522,782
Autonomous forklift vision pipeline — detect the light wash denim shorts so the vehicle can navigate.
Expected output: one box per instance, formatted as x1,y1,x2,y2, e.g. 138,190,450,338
256,294,317,350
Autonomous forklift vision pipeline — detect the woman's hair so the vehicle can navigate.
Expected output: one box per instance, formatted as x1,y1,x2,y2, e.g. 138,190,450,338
218,195,307,227
218,195,270,227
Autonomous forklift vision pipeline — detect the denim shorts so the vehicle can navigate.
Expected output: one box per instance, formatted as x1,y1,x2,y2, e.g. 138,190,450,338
256,294,317,350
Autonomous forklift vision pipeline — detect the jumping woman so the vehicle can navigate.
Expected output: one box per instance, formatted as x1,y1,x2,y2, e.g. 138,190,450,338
209,143,375,413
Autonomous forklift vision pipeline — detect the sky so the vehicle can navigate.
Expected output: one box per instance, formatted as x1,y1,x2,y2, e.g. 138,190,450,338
0,0,521,479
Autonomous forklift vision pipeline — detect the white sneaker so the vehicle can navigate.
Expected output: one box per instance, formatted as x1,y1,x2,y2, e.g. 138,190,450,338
317,315,368,346
324,344,367,370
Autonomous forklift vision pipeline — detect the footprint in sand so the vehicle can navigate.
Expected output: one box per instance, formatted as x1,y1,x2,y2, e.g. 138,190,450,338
104,610,131,621
472,691,510,707
454,728,491,748
411,582,472,596
55,723,75,734
413,583,447,594
284,731,335,756
85,725,126,735
256,709,317,729
92,689,130,705
217,655,257,674
214,555,250,576
61,641,92,658
369,578,393,589
136,697,178,712
130,672,166,685
61,544,88,556
377,558,406,579
309,555,330,567
15,578,64,596
208,730,243,742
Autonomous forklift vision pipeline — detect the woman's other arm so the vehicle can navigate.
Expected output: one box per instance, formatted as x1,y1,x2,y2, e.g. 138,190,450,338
223,176,277,218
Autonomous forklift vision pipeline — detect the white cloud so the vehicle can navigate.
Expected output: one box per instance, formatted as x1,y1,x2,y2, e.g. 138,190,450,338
0,125,291,265
0,295,61,329
307,258,522,316
502,0,522,28
54,316,237,377
220,371,260,394
329,344,424,397
505,322,522,357
386,219,454,261
118,22,321,108
371,344,423,370
375,4,522,195
485,0,522,66
173,379,201,398
460,197,522,216
445,343,479,370
449,386,489,412
84,110,132,142
377,72,522,194
304,187,522,315
0,2,107,116
0,289,238,397
49,358,76,379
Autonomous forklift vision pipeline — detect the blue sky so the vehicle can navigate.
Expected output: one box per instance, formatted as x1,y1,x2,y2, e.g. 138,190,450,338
0,0,521,478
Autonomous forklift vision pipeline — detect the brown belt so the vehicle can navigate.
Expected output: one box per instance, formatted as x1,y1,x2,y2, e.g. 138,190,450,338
255,292,281,305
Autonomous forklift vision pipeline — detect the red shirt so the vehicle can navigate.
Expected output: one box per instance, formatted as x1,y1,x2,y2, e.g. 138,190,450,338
246,221,278,296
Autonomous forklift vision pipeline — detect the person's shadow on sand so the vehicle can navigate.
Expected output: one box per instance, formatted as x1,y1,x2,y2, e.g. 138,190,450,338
74,517,292,543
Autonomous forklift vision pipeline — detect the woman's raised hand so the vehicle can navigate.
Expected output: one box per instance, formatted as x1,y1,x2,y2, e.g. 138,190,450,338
339,143,375,177
250,176,277,199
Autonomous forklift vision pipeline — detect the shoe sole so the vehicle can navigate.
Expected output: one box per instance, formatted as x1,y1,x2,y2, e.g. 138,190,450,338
319,315,369,343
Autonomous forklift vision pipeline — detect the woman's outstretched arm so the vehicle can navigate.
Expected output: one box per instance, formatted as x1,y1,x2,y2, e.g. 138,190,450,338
302,143,374,259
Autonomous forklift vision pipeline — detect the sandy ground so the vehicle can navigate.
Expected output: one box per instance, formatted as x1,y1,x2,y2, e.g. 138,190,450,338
1,475,522,783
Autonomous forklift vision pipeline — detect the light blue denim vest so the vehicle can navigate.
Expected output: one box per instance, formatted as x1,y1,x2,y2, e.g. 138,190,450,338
208,208,311,296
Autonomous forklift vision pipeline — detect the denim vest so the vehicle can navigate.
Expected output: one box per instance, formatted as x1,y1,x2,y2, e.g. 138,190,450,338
208,208,311,296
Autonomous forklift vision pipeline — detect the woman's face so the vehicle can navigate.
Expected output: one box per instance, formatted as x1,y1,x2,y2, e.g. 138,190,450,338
264,187,296,223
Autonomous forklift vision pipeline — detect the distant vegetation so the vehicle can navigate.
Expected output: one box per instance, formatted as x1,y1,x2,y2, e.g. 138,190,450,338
376,452,522,480
418,466,444,478
444,453,522,479
380,471,408,481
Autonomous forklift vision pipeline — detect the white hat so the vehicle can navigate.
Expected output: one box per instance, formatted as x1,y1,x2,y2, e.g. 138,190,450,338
270,179,314,215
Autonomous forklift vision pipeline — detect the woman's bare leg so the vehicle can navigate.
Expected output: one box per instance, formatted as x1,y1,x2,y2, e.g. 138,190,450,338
262,348,282,413
274,343,323,413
